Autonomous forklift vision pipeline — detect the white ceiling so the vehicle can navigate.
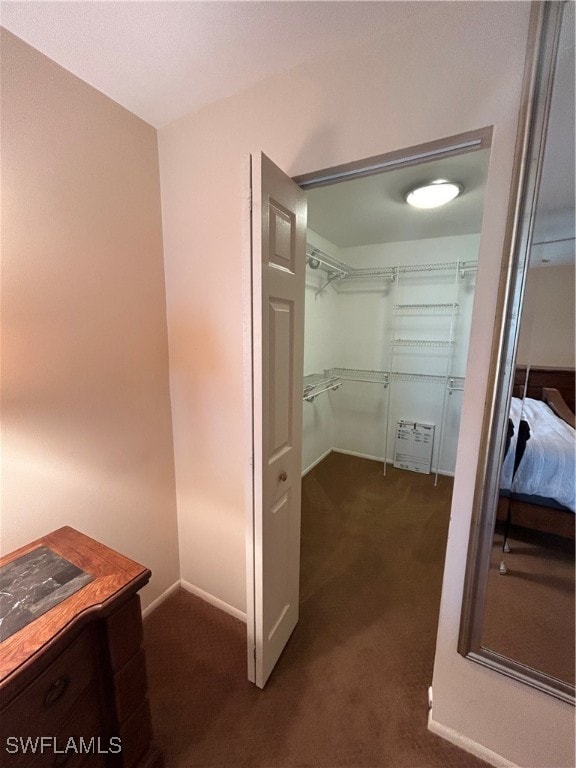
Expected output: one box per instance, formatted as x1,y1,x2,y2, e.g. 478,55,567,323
308,2,574,257
307,150,491,247
0,1,435,128
2,0,572,258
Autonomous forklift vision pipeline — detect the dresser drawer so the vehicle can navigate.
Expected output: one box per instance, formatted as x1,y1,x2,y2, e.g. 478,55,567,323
105,598,142,673
0,530,160,768
113,650,148,725
0,629,98,752
117,702,153,768
22,685,106,768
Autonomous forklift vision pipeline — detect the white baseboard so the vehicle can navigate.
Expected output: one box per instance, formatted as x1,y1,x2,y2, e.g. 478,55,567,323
142,579,181,618
428,712,519,768
333,448,455,477
181,579,247,623
332,447,387,463
302,448,333,477
302,447,456,478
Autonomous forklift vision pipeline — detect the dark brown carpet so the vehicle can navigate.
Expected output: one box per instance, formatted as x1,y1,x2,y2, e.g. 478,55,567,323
483,526,575,685
144,453,489,768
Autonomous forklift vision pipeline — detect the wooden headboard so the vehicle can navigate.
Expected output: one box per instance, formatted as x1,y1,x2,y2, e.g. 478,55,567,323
513,366,575,412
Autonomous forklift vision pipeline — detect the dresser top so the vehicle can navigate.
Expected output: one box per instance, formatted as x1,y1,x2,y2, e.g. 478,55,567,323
0,546,94,643
0,527,150,685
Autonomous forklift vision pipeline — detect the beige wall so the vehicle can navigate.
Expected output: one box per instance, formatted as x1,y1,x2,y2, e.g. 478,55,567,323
158,3,574,766
517,264,576,368
1,30,180,609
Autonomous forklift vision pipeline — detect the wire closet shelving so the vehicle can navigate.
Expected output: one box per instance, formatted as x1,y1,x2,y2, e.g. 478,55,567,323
303,373,342,403
303,245,476,484
306,245,477,296
303,368,465,395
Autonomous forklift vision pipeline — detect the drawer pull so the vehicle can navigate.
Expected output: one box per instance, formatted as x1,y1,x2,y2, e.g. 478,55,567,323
43,675,70,706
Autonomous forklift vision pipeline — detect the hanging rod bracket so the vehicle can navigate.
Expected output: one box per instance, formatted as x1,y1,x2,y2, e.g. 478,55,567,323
316,272,343,297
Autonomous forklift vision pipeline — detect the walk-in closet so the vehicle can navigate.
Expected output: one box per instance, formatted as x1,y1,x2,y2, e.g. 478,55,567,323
302,150,490,482
298,151,490,649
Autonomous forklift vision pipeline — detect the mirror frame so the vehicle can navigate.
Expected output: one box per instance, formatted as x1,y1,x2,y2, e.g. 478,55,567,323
458,0,574,705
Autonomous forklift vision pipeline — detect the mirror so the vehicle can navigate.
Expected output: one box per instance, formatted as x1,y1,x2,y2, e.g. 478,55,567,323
459,1,575,704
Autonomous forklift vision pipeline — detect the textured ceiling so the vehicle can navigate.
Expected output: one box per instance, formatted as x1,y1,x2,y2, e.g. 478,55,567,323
0,1,435,128
2,0,572,260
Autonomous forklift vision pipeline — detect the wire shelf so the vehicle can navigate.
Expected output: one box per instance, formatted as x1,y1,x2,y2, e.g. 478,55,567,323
342,267,396,279
396,260,477,274
306,245,478,291
306,247,349,277
391,339,455,348
304,245,473,480
319,369,465,389
391,372,446,383
391,372,465,389
394,302,459,313
326,367,389,384
303,373,342,402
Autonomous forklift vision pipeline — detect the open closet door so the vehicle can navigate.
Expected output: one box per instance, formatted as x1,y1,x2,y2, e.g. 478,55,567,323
250,152,306,688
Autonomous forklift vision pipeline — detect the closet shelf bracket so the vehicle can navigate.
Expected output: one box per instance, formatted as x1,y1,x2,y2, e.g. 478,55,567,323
316,272,344,297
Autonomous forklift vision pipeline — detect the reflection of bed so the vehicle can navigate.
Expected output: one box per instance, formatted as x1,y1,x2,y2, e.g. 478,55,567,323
497,367,575,540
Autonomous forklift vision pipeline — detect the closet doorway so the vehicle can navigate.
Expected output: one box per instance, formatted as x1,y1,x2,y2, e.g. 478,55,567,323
301,148,491,481
246,130,491,688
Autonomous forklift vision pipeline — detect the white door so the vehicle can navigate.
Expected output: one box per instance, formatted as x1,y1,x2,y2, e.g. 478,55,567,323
250,152,306,688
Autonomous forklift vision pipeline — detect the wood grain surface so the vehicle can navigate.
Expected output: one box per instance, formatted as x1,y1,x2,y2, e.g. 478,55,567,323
0,527,150,685
513,366,575,411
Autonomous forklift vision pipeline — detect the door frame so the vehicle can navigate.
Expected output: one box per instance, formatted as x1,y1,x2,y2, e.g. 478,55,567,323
242,126,493,684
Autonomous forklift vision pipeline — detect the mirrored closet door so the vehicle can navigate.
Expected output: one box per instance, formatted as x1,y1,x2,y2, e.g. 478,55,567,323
459,1,575,704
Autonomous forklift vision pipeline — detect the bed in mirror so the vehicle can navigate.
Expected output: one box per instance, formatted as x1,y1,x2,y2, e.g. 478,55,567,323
459,1,575,704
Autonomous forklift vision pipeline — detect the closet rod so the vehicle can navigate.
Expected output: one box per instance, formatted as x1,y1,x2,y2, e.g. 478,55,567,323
303,382,342,402
303,373,342,402
306,247,349,276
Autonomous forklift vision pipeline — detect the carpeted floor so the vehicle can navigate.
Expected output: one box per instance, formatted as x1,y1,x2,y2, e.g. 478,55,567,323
483,525,575,685
144,452,489,768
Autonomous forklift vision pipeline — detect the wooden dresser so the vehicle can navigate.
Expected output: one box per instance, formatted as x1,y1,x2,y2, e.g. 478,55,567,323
0,527,163,768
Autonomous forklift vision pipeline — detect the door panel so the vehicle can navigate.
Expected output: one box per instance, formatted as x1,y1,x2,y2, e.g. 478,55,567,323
269,201,297,272
264,489,291,641
251,152,306,688
268,298,293,456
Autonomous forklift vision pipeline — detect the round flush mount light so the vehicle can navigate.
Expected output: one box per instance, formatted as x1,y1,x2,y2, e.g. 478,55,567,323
405,180,463,209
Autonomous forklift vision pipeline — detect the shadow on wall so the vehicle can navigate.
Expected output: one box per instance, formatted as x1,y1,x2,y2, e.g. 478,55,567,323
168,315,224,378
167,313,246,502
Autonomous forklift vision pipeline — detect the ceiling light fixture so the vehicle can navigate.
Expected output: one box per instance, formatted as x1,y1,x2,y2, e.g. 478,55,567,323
405,180,463,209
